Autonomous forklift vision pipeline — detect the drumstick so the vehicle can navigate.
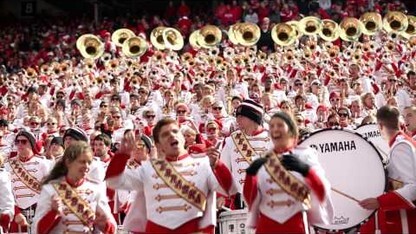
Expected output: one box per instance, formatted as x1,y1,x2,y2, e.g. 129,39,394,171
331,188,360,203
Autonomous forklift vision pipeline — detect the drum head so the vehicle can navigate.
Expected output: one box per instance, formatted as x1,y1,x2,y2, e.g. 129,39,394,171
355,123,389,163
299,128,386,232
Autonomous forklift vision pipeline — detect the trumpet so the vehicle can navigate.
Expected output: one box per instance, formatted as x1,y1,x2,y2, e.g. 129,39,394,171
106,59,119,70
328,46,340,58
360,12,382,35
76,34,104,60
40,64,49,74
122,36,148,57
101,53,112,63
181,52,193,62
271,23,297,46
60,61,71,73
319,19,340,42
339,17,363,41
111,28,135,47
197,25,222,48
83,58,95,70
51,62,61,75
299,16,322,35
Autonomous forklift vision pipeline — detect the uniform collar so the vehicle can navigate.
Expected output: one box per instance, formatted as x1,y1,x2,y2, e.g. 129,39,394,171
389,131,403,147
165,153,189,162
65,176,85,187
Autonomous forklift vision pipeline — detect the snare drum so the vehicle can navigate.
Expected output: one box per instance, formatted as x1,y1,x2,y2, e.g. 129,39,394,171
355,123,389,163
299,128,387,232
218,210,254,234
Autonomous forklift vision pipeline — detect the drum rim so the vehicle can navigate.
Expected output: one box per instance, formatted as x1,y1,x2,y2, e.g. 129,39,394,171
299,127,388,232
355,122,378,130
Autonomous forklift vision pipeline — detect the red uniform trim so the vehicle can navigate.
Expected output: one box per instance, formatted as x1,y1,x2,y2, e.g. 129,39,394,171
378,191,416,211
145,217,200,233
212,160,233,194
256,212,305,233
0,213,11,232
102,220,116,234
305,169,326,202
243,174,258,208
37,210,61,234
104,153,130,179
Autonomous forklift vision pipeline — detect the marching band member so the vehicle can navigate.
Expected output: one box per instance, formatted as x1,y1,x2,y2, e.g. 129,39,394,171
32,142,117,233
0,153,14,233
244,111,334,233
220,99,273,198
5,131,53,232
403,105,416,140
360,105,416,233
106,118,238,233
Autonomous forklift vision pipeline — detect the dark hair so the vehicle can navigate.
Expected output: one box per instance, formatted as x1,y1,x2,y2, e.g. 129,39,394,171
270,112,299,139
42,142,92,185
376,105,400,130
407,70,416,77
152,118,177,144
93,134,112,146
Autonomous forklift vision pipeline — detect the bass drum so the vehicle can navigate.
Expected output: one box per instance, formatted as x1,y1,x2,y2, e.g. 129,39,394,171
355,123,389,163
299,128,386,232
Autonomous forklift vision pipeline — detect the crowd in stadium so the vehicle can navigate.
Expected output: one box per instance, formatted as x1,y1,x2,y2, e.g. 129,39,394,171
0,0,416,233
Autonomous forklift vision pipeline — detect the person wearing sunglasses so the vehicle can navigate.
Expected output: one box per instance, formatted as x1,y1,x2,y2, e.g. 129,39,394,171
32,142,117,234
4,131,52,233
244,111,333,233
337,107,353,129
210,101,236,137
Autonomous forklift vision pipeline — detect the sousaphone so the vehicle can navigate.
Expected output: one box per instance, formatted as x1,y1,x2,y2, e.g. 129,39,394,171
122,36,148,57
299,16,322,35
383,11,408,33
151,26,167,50
319,19,340,42
163,27,184,51
339,17,364,42
360,12,382,36
111,28,135,47
76,34,104,59
197,25,222,48
234,22,261,46
271,23,297,46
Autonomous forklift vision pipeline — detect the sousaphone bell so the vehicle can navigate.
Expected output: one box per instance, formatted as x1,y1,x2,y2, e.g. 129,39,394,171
271,23,297,46
319,19,340,41
299,16,322,35
339,17,364,42
383,11,408,33
76,34,104,60
122,36,148,57
111,28,135,47
234,22,261,46
163,27,184,51
360,12,382,36
197,25,222,48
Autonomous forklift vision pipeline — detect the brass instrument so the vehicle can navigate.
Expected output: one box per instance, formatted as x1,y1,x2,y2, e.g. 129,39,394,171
163,27,184,51
271,23,297,46
51,62,61,75
40,64,49,74
408,36,416,49
111,28,135,47
25,67,37,79
339,17,363,42
76,34,104,59
189,30,201,49
360,12,382,35
299,16,322,35
303,48,313,59
122,36,148,57
60,61,71,73
106,59,119,70
328,46,340,58
402,15,416,39
319,19,340,42
228,23,242,45
83,58,95,70
150,26,167,50
383,11,408,33
181,52,193,62
287,21,303,39
285,50,295,62
152,51,164,62
197,25,222,48
234,22,261,46
385,40,396,51
258,50,267,60
101,53,112,63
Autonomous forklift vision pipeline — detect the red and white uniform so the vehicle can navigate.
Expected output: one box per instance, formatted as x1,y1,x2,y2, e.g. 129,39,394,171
106,153,238,233
221,129,273,192
32,177,116,233
5,156,52,210
243,147,334,233
361,132,416,233
0,168,14,232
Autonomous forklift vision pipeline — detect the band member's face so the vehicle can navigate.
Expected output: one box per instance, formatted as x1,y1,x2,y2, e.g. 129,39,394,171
404,109,416,133
66,152,92,181
236,115,253,131
269,117,293,149
15,136,32,155
156,123,185,156
93,140,108,157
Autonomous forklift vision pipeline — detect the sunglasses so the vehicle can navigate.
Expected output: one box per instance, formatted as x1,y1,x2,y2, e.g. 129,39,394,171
47,122,57,126
139,90,148,94
177,110,186,114
100,105,108,108
213,107,222,110
338,113,348,117
295,83,303,86
330,98,340,102
113,116,122,119
15,139,28,145
146,115,156,119
388,79,397,82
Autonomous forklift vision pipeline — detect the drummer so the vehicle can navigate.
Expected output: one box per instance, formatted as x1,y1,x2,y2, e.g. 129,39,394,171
243,111,334,233
360,105,416,233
